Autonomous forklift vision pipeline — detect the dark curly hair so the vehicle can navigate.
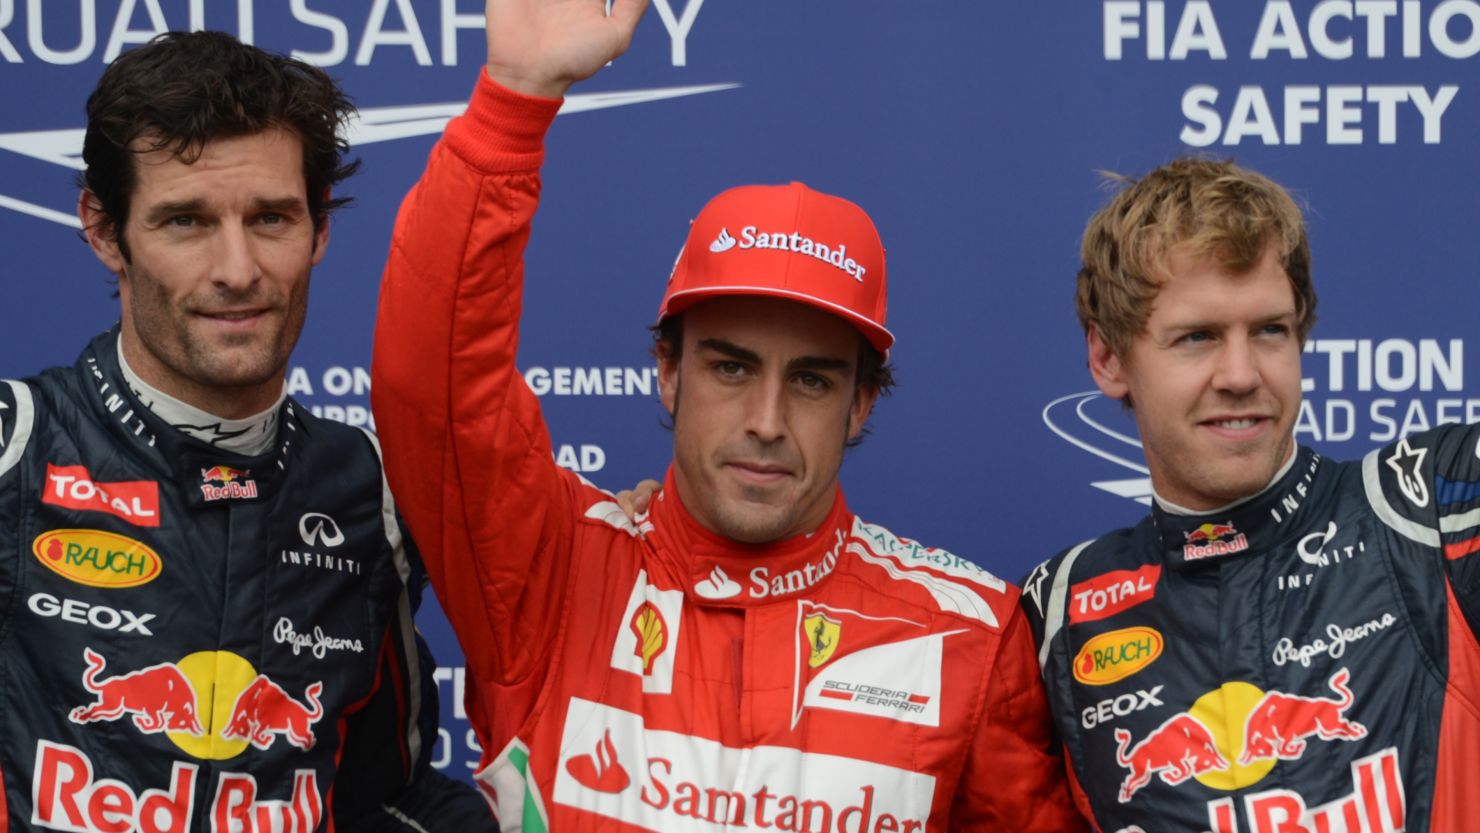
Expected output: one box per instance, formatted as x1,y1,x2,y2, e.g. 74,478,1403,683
81,30,359,260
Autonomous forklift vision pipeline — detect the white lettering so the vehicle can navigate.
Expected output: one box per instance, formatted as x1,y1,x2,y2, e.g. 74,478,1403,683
27,0,97,64
290,0,349,65
439,0,483,65
28,592,155,635
102,0,167,63
1271,612,1398,666
356,0,433,65
650,0,705,66
272,617,365,660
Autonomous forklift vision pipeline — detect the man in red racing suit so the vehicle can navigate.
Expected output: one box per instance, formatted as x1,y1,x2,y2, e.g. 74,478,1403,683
370,2,1084,830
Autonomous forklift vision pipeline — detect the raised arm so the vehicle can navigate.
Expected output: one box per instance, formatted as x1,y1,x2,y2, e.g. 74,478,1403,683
370,0,648,695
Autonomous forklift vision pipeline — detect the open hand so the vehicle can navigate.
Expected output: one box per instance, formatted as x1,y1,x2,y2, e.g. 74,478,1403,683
485,0,650,99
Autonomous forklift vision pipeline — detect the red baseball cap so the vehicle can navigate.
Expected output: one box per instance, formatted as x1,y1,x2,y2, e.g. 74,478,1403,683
657,182,893,354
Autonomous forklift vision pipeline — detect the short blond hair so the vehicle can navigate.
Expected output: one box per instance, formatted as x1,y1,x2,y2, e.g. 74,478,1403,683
1077,157,1316,358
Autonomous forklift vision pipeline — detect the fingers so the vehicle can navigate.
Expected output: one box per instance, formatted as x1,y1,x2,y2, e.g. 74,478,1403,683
608,0,651,38
615,479,662,521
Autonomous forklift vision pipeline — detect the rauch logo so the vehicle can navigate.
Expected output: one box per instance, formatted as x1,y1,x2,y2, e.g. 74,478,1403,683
31,529,162,588
1073,627,1163,686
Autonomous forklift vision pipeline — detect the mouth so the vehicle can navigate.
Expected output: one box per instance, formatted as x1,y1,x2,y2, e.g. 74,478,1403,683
724,461,794,486
1201,415,1271,439
196,308,271,329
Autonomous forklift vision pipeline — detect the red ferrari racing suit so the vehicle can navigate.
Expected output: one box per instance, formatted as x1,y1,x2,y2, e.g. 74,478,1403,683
371,74,1083,832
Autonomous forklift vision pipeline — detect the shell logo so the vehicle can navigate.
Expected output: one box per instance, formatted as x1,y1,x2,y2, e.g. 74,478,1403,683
32,529,163,588
1073,626,1164,685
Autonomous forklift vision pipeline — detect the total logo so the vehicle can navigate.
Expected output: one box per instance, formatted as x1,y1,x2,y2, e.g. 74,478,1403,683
553,698,936,832
200,465,259,502
1109,668,1389,831
32,740,322,833
67,647,325,759
708,226,868,281
43,464,160,527
1182,522,1249,561
1070,565,1161,625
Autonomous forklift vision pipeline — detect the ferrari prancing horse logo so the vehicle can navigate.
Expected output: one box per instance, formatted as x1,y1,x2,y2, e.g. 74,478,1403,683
804,613,841,668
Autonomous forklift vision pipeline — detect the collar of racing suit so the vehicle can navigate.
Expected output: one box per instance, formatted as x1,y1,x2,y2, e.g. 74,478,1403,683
646,466,855,607
73,327,302,507
1151,444,1327,570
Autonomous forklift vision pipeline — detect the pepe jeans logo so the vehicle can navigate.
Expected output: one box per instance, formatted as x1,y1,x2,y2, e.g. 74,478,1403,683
272,617,364,660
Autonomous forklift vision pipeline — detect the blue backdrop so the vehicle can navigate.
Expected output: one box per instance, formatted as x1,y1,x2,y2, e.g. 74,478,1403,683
4,0,1478,777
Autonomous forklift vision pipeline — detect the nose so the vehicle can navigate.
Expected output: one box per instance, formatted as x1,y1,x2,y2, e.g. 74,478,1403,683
209,221,262,291
744,372,788,444
1213,334,1261,395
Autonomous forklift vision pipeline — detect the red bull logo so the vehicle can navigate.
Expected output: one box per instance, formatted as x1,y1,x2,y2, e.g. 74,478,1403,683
1183,521,1249,561
1114,713,1230,802
1238,667,1366,764
1073,626,1164,685
221,676,324,751
1112,669,1372,810
199,466,258,502
68,648,327,761
200,466,248,483
1200,748,1404,833
69,647,203,735
32,740,323,833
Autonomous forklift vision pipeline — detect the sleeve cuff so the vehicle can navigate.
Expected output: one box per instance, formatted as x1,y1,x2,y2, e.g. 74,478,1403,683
444,71,564,174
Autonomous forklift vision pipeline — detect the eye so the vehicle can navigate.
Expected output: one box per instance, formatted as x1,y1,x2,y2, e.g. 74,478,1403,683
794,372,831,391
1259,322,1291,337
166,214,197,228
1176,330,1213,345
713,360,747,378
258,213,284,225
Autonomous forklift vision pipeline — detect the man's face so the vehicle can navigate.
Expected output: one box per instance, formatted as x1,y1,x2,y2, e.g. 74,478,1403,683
81,127,326,418
659,297,877,544
1089,241,1302,511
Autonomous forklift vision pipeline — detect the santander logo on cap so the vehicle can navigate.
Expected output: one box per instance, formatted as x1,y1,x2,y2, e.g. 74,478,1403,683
660,181,894,354
707,226,867,282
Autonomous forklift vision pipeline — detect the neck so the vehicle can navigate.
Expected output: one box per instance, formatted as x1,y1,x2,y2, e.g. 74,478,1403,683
118,334,284,456
119,328,281,419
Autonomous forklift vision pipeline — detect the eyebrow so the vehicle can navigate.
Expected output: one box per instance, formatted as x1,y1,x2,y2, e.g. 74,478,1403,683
140,196,307,225
695,338,852,374
141,199,206,225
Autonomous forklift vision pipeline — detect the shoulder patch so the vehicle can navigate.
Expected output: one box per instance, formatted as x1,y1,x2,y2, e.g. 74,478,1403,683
0,380,36,479
1363,440,1440,547
848,517,1006,627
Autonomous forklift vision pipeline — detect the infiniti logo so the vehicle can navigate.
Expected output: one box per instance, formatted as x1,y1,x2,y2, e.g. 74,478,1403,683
1296,522,1338,565
298,513,345,548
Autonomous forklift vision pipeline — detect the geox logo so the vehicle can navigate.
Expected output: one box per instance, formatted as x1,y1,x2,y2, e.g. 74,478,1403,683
709,226,867,281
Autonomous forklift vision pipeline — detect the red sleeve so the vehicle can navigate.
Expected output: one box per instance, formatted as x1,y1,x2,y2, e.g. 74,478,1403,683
951,605,1090,832
370,73,577,701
